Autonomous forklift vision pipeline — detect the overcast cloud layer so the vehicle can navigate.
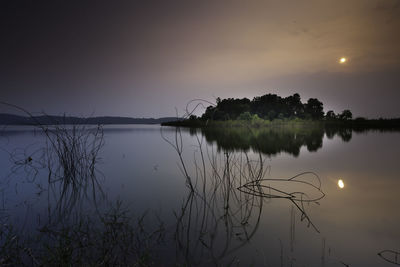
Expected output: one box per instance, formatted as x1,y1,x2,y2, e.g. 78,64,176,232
1,0,399,118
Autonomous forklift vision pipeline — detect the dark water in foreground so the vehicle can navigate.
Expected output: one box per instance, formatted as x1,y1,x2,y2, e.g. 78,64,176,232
0,124,399,266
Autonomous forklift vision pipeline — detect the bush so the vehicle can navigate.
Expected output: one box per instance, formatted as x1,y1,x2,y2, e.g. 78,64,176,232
238,112,252,121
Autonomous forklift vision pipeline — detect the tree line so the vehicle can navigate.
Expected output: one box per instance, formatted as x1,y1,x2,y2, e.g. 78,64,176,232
195,93,352,121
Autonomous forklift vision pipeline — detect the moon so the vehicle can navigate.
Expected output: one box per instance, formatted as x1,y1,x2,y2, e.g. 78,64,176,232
339,57,347,64
338,179,345,189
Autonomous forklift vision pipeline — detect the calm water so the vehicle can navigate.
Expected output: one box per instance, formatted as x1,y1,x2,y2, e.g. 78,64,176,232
0,124,399,266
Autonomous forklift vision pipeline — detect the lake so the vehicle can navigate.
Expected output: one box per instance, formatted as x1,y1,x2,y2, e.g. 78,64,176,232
0,124,399,266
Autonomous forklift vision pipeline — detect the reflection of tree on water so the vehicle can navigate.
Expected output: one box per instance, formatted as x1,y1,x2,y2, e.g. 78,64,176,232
162,126,265,265
192,125,326,157
164,126,327,266
186,123,391,157
325,126,352,142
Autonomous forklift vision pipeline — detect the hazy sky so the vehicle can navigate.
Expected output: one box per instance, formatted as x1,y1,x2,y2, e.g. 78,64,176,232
1,0,400,118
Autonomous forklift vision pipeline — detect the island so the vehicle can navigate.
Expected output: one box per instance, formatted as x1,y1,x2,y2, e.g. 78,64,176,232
162,93,400,131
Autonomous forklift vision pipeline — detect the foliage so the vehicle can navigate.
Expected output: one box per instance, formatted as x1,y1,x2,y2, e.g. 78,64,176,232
325,110,336,120
339,109,352,120
200,93,329,121
305,98,324,119
237,111,252,121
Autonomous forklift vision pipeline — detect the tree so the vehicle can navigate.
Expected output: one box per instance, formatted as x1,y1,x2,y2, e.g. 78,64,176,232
305,98,324,119
267,110,277,120
339,109,352,120
200,93,328,121
251,94,282,118
201,106,216,120
216,98,250,120
238,111,252,121
284,93,304,117
325,110,336,120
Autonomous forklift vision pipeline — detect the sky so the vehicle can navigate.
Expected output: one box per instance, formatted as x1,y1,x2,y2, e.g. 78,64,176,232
1,0,400,118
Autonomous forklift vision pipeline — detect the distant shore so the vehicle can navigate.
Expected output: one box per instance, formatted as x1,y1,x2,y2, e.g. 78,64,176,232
0,113,179,125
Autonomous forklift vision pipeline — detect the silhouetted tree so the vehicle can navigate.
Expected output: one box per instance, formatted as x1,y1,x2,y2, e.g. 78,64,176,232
267,110,277,120
284,93,304,117
201,93,327,121
305,98,324,119
339,110,352,120
325,110,336,120
201,106,216,120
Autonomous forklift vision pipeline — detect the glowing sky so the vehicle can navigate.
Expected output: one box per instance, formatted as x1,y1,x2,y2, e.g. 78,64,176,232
1,0,400,117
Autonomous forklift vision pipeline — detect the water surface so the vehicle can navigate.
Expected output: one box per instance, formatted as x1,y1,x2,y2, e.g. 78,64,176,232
0,124,399,266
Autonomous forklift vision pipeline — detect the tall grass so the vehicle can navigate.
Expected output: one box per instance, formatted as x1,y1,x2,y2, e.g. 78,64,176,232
0,103,165,266
0,200,166,266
